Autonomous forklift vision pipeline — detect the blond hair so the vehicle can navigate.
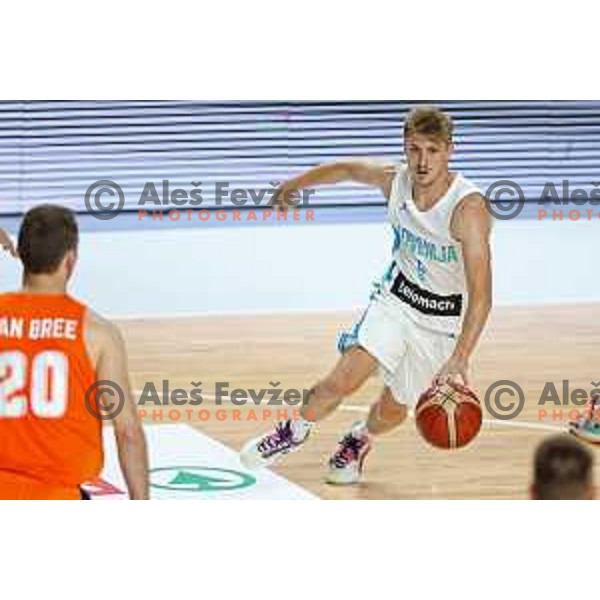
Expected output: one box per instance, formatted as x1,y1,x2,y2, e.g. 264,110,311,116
404,106,453,144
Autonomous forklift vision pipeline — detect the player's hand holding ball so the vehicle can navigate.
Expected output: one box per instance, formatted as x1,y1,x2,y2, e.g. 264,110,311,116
417,353,482,450
434,353,470,387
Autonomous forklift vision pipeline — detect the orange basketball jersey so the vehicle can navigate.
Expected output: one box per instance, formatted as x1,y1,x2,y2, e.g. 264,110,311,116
0,293,103,499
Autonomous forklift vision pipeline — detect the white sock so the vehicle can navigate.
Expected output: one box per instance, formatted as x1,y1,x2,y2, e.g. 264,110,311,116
351,420,369,438
290,416,313,439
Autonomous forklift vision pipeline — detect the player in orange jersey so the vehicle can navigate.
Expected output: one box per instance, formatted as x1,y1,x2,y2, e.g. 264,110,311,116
0,206,149,499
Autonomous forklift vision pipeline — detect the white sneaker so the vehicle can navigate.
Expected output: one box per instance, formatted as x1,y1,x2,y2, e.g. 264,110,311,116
240,419,311,470
325,422,372,485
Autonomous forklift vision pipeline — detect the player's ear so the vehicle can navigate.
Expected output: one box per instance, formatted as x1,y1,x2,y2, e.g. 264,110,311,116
585,485,596,500
64,248,77,278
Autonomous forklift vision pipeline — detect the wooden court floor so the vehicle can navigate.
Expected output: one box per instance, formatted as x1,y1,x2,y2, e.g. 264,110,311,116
118,303,600,499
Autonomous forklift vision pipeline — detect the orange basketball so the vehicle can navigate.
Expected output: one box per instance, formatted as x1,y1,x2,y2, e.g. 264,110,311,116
415,381,482,449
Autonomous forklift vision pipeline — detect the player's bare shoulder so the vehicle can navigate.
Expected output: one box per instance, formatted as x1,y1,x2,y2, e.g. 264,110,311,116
372,162,397,201
84,309,125,368
450,192,492,243
381,163,397,200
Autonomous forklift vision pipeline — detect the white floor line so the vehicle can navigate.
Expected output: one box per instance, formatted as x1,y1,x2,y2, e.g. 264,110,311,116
339,404,368,413
480,419,565,432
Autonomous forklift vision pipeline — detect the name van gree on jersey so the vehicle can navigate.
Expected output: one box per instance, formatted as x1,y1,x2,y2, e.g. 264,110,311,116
0,317,78,340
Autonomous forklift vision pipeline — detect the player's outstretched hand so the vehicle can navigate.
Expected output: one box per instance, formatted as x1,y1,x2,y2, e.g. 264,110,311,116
433,355,470,388
0,228,16,257
271,185,301,212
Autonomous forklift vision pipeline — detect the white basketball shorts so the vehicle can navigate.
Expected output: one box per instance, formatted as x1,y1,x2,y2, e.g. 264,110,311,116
337,291,457,408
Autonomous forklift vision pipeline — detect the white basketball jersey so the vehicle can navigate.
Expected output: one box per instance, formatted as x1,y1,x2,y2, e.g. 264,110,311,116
378,164,482,334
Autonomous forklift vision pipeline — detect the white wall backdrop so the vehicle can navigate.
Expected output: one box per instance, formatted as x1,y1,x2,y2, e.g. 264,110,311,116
0,218,596,317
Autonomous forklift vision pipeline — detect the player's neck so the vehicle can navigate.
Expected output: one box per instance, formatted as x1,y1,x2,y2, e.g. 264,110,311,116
21,275,68,295
412,171,454,209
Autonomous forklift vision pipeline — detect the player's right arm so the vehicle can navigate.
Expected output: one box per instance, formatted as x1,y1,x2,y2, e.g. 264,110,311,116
274,161,396,209
87,312,150,500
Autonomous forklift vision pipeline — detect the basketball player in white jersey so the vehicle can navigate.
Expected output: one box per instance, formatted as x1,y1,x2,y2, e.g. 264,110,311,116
240,106,493,484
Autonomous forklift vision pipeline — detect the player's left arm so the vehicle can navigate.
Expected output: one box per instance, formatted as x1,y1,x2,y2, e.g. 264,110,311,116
435,193,492,386
88,312,150,500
